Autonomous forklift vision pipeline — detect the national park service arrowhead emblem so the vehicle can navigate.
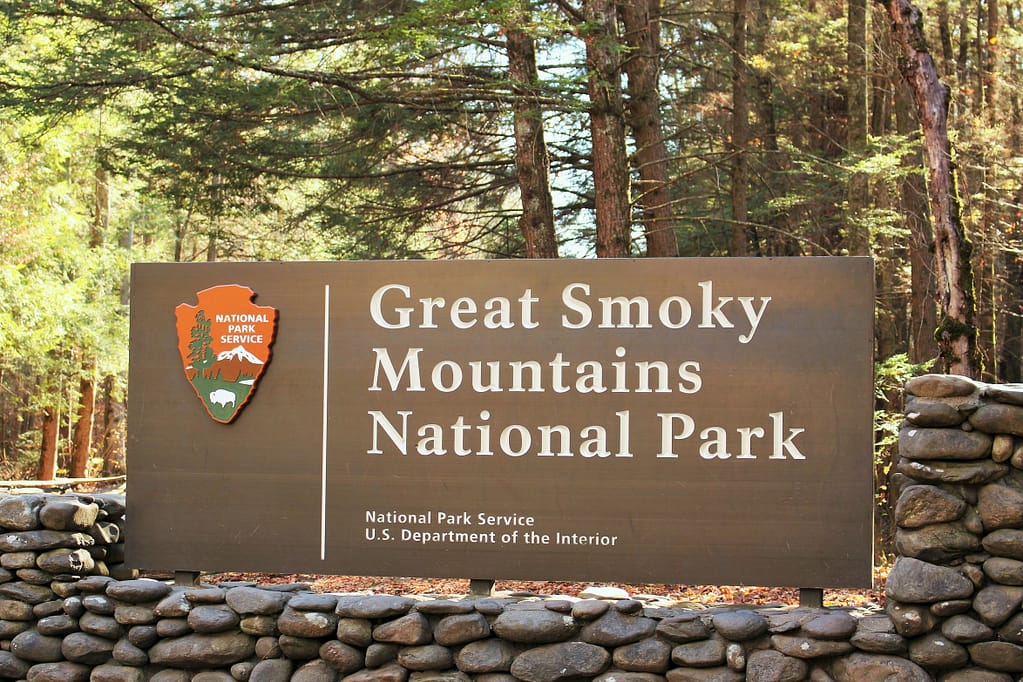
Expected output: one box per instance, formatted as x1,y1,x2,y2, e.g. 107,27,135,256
174,284,278,423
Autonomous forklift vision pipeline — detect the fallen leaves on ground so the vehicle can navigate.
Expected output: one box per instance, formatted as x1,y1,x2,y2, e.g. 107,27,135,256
203,570,886,608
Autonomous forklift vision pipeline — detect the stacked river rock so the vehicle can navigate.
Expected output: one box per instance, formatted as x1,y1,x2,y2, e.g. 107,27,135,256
5,374,1023,679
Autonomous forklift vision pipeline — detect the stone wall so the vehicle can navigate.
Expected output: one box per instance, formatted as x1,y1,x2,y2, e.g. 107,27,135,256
1,373,1022,681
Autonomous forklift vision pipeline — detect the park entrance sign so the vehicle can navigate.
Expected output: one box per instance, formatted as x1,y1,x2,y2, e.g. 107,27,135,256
127,258,874,588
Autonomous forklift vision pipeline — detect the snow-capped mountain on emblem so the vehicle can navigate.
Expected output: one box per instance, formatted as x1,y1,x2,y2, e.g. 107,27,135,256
174,285,278,424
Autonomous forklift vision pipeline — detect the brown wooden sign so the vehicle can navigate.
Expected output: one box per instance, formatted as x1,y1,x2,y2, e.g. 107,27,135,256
127,258,874,587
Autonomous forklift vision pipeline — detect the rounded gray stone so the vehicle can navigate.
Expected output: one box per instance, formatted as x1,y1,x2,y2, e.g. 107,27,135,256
571,599,610,621
278,634,321,660
184,587,226,604
318,640,364,674
11,630,65,662
1,551,38,569
0,530,93,553
127,625,159,649
0,494,44,530
38,500,99,532
365,642,400,668
895,522,981,562
998,612,1023,644
0,650,30,678
895,485,967,528
231,661,255,682
156,617,192,638
971,403,1023,436
433,612,490,646
397,644,453,671
0,597,35,621
148,632,256,668
593,673,666,682
105,579,172,603
240,615,277,636
255,635,281,659
61,632,115,665
192,673,234,682
799,611,857,640
979,481,1023,530
745,649,807,682
225,587,290,616
972,584,1023,626
612,637,671,673
373,612,433,645
665,667,741,682
277,605,337,638
25,661,92,682
33,599,64,618
581,609,657,646
968,641,1023,672
849,631,907,654
907,632,968,669
90,662,143,682
249,658,293,682
149,669,191,682
656,615,709,643
983,528,1023,559
829,652,930,681
906,374,978,398
770,634,854,659
0,581,55,604
114,605,156,626
288,593,338,612
36,614,78,636
941,614,993,643
493,609,577,644
885,557,974,603
153,591,191,617
341,661,407,682
454,638,522,673
711,610,768,641
335,594,414,619
899,426,991,460
80,611,124,639
886,602,937,637
671,637,727,667
896,458,1008,485
291,659,338,682
984,556,1023,584
510,641,611,681
904,397,964,427
414,599,475,615
83,594,116,614
938,670,1013,682
188,604,241,634
335,617,372,647
112,638,148,666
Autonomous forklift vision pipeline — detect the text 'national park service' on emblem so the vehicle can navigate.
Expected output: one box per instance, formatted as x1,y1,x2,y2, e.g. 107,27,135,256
174,284,278,424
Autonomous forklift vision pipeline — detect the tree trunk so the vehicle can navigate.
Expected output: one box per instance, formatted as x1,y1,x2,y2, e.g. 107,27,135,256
583,0,632,257
38,406,59,480
729,0,750,256
619,0,678,258
896,81,940,366
506,3,558,259
68,367,95,478
846,0,870,256
100,375,125,476
875,0,980,378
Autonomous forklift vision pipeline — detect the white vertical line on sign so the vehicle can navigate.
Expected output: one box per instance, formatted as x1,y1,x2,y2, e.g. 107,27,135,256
321,284,330,561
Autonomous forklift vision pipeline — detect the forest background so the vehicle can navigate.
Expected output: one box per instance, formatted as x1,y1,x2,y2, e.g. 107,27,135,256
0,0,1017,556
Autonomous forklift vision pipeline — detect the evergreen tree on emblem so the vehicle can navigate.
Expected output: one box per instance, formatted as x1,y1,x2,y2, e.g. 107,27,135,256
188,310,215,377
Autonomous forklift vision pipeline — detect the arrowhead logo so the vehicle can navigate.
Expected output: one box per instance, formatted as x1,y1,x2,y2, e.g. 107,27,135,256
174,284,278,424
